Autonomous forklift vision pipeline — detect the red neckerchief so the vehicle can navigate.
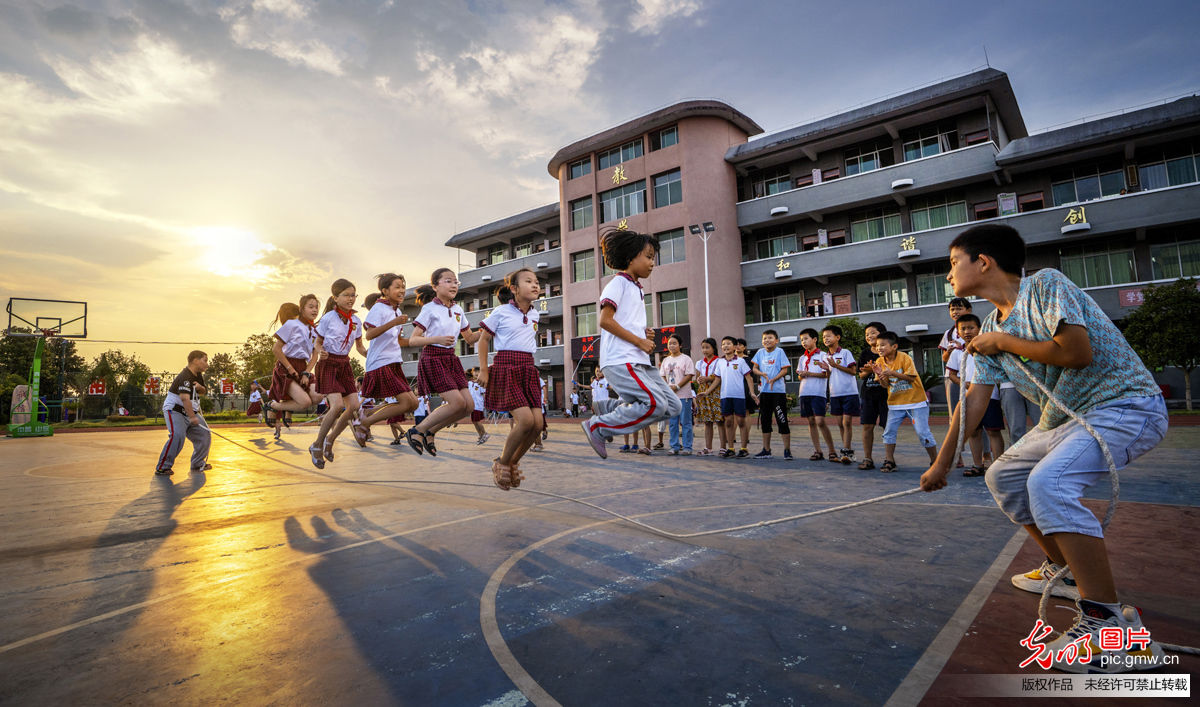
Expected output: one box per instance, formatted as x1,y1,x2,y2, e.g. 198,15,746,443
335,307,355,349
802,348,818,371
300,317,315,331
702,355,717,374
617,272,643,289
508,299,532,324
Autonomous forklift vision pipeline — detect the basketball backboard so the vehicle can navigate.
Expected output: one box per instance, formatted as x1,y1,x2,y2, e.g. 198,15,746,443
5,298,88,338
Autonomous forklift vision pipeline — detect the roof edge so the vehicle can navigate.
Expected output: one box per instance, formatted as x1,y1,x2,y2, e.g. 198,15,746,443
444,202,560,249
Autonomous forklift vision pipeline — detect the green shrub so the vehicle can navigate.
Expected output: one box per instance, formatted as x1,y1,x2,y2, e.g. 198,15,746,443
106,415,146,423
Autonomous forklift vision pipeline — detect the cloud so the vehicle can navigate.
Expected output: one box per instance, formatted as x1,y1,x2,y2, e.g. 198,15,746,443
219,0,348,76
630,0,702,33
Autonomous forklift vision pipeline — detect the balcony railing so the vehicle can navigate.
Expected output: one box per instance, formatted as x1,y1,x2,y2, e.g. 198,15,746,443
741,182,1200,288
457,248,562,290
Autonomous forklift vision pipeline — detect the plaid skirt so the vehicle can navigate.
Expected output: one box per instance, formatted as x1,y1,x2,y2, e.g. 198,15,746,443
361,362,411,399
484,351,541,412
315,353,357,396
694,391,723,423
246,402,262,416
416,345,469,395
471,410,484,422
268,357,309,402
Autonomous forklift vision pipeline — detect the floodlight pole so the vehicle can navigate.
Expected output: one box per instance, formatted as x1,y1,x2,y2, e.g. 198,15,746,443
691,222,717,338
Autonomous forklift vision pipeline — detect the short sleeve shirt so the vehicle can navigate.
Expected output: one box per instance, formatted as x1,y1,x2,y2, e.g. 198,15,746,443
973,269,1160,429
598,273,650,368
413,299,469,348
750,348,789,394
660,354,696,399
163,367,203,412
469,381,486,411
275,318,317,360
826,348,858,398
880,351,927,410
480,301,539,354
714,356,749,399
316,311,362,356
796,349,830,397
364,301,406,372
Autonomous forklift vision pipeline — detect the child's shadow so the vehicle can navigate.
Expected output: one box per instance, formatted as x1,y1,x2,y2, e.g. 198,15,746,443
282,508,511,703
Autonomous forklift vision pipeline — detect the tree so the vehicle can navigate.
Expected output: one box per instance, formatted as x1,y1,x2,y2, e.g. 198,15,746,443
234,333,277,393
88,350,151,415
823,316,867,360
1122,278,1200,410
0,330,86,400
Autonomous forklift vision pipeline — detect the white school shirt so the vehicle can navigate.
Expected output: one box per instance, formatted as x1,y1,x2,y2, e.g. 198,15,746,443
938,326,965,352
316,310,362,356
825,348,858,398
796,349,831,397
469,381,486,411
713,356,749,399
959,350,1000,401
598,273,650,368
413,299,468,348
570,392,579,405
590,378,608,401
275,318,317,360
479,301,540,354
363,301,407,372
249,390,262,404
415,396,430,416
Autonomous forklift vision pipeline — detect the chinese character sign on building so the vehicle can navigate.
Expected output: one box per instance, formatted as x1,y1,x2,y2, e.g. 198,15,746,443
220,378,234,395
143,376,161,395
87,380,106,396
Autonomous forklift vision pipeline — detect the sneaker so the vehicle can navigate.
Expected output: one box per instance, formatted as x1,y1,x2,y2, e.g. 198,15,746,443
753,449,773,459
580,420,608,459
783,449,793,460
273,427,281,441
840,448,854,465
736,448,749,458
1012,560,1081,600
1046,599,1166,673
681,449,692,456
155,468,173,476
477,433,490,445
308,444,326,469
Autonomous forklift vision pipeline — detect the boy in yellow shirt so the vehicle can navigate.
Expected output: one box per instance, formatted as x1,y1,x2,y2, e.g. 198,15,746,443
869,331,938,473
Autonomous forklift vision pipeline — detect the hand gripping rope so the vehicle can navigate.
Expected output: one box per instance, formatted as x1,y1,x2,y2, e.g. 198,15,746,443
965,356,1199,657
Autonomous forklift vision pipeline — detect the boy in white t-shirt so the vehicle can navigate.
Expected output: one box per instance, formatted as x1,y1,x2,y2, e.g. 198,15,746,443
581,230,681,458
796,328,837,462
816,324,858,465
946,314,1005,476
701,336,758,457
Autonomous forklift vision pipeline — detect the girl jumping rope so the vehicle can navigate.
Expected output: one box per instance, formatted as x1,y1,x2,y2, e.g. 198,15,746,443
309,279,368,468
267,294,321,441
350,274,421,447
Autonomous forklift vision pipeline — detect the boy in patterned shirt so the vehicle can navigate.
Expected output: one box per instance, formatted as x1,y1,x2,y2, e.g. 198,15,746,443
921,224,1168,673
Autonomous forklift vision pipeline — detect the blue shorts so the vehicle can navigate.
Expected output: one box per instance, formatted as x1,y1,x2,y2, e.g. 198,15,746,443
720,397,747,417
829,394,860,417
799,395,826,418
977,398,1004,432
986,396,1166,537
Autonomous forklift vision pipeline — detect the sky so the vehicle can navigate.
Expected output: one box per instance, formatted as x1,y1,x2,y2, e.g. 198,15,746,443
1,0,1198,373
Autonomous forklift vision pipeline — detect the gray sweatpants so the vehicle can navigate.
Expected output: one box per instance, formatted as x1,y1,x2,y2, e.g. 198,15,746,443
156,410,211,472
1000,386,1041,444
592,362,681,441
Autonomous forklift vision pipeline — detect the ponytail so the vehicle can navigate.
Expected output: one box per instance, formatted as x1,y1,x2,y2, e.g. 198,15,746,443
415,284,436,306
323,278,355,314
276,302,300,326
362,293,381,310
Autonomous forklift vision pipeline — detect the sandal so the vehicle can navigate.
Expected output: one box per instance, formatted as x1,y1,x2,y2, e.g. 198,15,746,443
323,442,334,462
828,453,842,464
809,451,824,461
963,465,986,477
405,428,425,455
509,461,525,488
424,433,437,456
880,460,897,473
491,458,512,490
858,458,875,470
308,444,326,469
637,447,652,455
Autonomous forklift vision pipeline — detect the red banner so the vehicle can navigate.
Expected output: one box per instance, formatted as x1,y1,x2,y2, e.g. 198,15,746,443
143,376,161,394
220,378,234,394
87,380,106,396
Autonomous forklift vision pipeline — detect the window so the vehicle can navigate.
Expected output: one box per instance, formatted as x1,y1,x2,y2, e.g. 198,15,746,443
659,289,688,326
570,196,593,231
1060,245,1136,288
822,166,841,181
756,228,797,259
513,239,533,258
849,209,902,242
571,250,595,282
910,194,968,231
794,173,814,188
973,200,998,220
1151,240,1200,280
599,180,646,222
856,277,909,311
963,129,991,145
568,157,592,180
749,166,791,198
921,348,943,377
657,228,685,265
650,126,678,151
759,290,804,322
845,140,895,176
644,293,653,326
653,169,682,208
916,271,954,306
597,139,644,169
1139,157,1198,191
573,303,597,337
1018,192,1045,212
902,123,959,161
1051,165,1125,205
486,244,506,265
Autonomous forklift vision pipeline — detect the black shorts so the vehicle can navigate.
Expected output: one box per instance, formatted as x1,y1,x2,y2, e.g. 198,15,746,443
860,394,888,427
799,395,826,418
758,392,790,434
829,394,860,417
976,398,1005,432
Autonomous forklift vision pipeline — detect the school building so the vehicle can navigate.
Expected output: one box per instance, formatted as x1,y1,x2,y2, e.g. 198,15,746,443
435,67,1200,408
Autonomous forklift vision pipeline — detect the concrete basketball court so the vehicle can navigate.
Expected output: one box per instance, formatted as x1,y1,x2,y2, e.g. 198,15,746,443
1,420,1196,705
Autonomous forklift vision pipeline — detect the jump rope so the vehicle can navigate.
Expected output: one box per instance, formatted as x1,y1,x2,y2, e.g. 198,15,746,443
193,352,1198,656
